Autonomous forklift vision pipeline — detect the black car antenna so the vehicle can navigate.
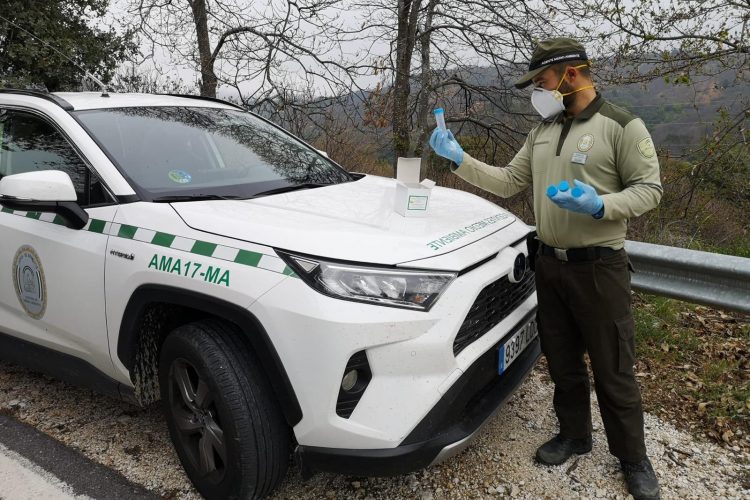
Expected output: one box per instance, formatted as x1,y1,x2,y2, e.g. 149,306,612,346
0,13,111,96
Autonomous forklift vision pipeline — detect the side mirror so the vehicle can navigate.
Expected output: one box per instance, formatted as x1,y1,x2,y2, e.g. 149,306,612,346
316,149,329,158
0,171,89,229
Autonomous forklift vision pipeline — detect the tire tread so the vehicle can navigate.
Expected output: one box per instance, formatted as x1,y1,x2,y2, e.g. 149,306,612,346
160,319,289,499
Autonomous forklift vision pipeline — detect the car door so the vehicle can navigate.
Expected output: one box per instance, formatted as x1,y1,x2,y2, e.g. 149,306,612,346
0,108,118,376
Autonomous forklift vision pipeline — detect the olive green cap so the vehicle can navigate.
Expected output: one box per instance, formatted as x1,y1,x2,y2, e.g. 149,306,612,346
515,37,588,89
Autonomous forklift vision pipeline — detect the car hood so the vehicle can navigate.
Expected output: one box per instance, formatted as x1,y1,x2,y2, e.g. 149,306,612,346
171,175,518,265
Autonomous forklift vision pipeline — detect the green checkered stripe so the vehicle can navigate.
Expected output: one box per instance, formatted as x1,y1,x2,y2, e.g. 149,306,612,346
0,208,296,277
1,206,68,225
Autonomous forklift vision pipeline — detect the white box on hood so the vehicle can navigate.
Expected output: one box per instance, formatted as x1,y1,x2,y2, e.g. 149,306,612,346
394,157,435,217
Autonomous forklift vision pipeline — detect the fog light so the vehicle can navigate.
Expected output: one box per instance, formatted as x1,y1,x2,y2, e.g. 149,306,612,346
341,369,358,391
336,350,371,418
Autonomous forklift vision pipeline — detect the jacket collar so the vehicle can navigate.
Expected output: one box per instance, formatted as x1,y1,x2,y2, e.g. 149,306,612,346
552,92,604,123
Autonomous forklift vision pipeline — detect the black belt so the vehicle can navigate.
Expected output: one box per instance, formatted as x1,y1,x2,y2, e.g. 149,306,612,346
539,243,619,262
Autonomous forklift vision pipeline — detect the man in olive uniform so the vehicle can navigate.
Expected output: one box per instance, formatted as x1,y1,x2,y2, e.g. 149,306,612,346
429,38,662,500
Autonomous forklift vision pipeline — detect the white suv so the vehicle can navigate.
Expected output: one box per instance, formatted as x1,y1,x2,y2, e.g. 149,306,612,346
0,90,539,499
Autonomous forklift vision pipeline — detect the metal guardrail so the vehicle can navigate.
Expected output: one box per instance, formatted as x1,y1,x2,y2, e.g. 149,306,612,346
624,240,750,314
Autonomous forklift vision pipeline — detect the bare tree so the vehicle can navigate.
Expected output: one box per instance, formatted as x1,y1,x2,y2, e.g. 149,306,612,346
352,0,569,162
130,0,572,168
558,0,748,79
553,0,748,143
112,63,192,94
129,0,370,112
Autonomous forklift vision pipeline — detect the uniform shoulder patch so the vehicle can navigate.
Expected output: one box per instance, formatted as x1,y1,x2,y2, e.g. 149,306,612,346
637,137,656,158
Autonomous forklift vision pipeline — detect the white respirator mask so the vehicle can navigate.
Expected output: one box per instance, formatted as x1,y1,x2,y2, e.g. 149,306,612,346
531,64,593,119
531,88,566,119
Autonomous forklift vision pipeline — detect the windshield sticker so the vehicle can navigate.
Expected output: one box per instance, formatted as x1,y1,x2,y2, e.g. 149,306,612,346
168,169,193,184
426,212,514,251
13,246,47,319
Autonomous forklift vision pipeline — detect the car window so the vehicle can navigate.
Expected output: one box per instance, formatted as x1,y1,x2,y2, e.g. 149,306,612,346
0,109,112,207
73,107,353,200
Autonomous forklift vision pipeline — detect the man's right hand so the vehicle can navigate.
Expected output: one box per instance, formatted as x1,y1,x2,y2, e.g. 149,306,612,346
429,128,464,165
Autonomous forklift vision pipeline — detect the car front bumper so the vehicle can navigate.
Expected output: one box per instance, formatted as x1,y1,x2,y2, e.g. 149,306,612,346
295,312,540,476
250,237,537,452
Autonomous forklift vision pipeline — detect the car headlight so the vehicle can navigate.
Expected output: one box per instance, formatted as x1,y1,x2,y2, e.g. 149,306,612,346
277,251,456,311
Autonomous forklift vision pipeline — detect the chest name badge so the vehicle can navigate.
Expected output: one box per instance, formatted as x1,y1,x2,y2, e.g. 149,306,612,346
571,152,588,165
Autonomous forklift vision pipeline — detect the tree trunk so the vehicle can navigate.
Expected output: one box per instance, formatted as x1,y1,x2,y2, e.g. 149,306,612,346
189,0,218,97
413,0,437,162
392,0,423,164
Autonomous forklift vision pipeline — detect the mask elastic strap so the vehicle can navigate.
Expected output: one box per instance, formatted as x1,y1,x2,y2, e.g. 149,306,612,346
555,63,591,92
554,73,567,92
561,85,594,97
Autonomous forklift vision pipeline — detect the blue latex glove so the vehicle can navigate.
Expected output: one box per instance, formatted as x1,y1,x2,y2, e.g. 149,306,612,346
429,128,464,165
546,179,604,217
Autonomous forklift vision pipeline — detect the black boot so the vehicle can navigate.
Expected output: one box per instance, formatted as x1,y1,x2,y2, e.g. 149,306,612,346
535,434,592,465
620,457,660,500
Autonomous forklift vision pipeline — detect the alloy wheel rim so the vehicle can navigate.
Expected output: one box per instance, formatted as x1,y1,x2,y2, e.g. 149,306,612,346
169,358,228,479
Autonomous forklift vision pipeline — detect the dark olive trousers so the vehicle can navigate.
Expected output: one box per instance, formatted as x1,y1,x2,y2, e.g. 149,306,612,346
534,249,647,462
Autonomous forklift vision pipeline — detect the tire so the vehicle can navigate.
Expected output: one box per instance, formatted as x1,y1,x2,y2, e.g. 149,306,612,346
159,319,290,499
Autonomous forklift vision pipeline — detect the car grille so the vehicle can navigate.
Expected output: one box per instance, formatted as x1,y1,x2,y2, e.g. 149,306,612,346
453,271,536,356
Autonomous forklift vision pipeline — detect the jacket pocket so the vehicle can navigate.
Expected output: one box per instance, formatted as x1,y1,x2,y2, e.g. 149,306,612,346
627,257,636,274
615,315,636,374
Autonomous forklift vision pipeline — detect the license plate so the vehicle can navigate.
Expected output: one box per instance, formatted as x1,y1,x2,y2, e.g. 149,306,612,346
498,318,538,374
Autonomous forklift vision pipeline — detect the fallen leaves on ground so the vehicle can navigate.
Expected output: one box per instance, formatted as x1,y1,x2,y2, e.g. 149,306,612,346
634,295,750,452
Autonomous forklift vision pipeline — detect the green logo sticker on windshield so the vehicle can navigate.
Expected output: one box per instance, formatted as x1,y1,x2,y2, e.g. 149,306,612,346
168,169,193,184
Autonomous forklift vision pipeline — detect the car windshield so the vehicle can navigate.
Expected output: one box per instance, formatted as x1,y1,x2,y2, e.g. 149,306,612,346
74,106,353,200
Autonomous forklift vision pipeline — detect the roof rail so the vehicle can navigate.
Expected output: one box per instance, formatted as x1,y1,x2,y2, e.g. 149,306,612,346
0,88,74,110
165,93,245,111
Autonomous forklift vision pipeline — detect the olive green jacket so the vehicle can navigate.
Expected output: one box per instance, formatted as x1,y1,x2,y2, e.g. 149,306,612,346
454,94,662,249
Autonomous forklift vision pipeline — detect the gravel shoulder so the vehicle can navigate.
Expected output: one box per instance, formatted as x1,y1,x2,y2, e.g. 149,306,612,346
0,360,748,499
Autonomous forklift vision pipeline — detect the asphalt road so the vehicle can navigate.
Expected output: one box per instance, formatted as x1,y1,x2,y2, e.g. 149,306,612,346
0,413,156,500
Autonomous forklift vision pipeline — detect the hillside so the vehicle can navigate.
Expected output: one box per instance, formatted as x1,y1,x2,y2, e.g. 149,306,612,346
605,69,749,154
459,63,749,156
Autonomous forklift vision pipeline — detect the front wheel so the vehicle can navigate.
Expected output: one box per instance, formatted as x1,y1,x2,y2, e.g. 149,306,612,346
159,319,289,499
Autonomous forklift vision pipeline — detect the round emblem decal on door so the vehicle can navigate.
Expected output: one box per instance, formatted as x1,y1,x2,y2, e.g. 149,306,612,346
12,245,47,319
577,134,594,152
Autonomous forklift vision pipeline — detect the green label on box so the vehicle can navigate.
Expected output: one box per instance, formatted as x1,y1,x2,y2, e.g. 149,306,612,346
408,195,428,211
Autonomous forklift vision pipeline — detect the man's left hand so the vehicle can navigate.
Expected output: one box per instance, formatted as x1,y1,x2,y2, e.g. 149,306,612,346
547,179,604,217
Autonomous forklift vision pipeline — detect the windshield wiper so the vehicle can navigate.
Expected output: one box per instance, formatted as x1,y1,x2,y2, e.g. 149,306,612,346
250,183,329,199
152,194,246,203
